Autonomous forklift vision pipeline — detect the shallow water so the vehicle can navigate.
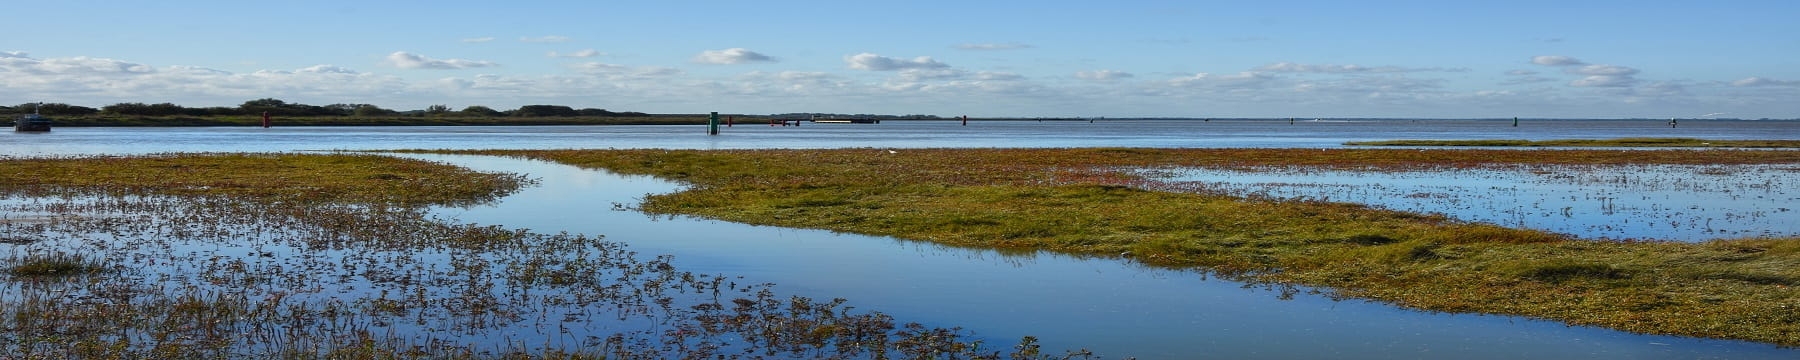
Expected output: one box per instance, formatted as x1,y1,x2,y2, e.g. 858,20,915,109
4,122,1799,358
400,154,1798,359
1143,164,1800,242
4,119,1796,155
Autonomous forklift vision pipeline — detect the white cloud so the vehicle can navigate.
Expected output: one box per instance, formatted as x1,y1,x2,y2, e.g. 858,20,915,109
1560,64,1639,87
519,36,570,43
954,43,1032,50
1570,75,1637,88
732,71,855,96
168,65,233,76
975,71,1024,81
1531,55,1585,66
1292,76,1445,94
570,62,683,80
693,48,775,64
386,52,497,70
1500,76,1556,85
435,74,534,93
1169,71,1275,88
0,55,156,75
756,71,836,82
3,49,1793,119
1730,77,1798,87
1076,70,1134,81
1255,62,1463,74
297,65,358,74
1528,56,1642,88
1569,64,1639,76
896,68,969,82
1258,62,1376,73
780,71,834,81
461,37,496,43
548,49,604,58
0,52,409,107
845,53,949,71
1635,81,1687,97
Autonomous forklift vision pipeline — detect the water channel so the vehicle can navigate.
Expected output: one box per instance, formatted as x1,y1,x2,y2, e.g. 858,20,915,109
396,153,1792,359
4,121,1798,358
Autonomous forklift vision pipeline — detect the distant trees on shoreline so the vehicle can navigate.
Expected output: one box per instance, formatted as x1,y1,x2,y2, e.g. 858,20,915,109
7,99,648,117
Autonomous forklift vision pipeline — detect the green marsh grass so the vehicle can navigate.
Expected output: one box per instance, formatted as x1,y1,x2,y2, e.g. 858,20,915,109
4,251,108,277
451,148,1800,347
1,153,1087,358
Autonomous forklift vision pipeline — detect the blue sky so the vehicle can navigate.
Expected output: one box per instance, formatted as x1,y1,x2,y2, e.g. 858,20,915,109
6,0,1798,118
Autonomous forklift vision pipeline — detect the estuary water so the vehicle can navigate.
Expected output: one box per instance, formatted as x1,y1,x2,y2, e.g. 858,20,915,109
4,120,1799,358
3,118,1795,154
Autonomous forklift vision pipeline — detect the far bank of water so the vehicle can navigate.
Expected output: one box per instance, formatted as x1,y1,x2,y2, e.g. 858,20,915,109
6,119,1796,155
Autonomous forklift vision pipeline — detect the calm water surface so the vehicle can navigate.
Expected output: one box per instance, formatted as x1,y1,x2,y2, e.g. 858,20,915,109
5,121,1799,358
1145,164,1799,241
4,119,1796,155
400,154,1791,359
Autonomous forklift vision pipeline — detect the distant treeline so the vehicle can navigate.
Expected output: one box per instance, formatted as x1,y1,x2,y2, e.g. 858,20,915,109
6,99,649,118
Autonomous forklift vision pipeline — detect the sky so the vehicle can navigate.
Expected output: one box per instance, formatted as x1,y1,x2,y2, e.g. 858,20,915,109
5,0,1799,118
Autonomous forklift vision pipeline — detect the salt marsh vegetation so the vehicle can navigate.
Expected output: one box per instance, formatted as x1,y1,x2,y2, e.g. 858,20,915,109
0,154,1082,358
1139,163,1798,241
453,148,1800,347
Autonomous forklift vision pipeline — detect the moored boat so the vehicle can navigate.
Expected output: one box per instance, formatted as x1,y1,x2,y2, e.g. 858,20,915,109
14,104,51,132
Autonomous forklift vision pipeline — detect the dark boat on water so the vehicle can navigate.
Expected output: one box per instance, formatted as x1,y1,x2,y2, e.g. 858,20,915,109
14,105,51,132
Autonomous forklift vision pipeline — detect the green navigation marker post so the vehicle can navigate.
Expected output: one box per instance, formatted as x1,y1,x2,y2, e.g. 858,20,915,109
708,112,720,135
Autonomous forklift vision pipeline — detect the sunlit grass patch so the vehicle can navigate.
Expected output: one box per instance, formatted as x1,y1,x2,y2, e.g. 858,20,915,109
0,153,530,206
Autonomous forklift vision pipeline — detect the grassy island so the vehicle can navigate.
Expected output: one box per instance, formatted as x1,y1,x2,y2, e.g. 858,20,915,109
457,147,1800,347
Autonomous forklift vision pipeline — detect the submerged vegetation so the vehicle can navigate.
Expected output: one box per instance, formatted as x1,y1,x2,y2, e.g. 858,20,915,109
455,148,1800,347
0,154,1085,358
1346,138,1800,148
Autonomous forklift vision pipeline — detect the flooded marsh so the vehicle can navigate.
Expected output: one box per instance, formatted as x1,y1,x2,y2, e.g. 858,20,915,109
3,123,1800,356
458,148,1800,353
1138,163,1799,241
0,154,1065,358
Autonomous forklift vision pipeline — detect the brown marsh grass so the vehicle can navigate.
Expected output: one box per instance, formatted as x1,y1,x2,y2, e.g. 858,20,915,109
0,153,1089,359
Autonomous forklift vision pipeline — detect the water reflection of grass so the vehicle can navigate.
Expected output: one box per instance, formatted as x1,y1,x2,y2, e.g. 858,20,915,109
0,154,1072,358
1144,164,1797,241
458,148,1800,347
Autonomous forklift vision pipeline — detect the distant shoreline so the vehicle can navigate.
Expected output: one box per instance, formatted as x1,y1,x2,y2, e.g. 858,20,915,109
19,115,1800,127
